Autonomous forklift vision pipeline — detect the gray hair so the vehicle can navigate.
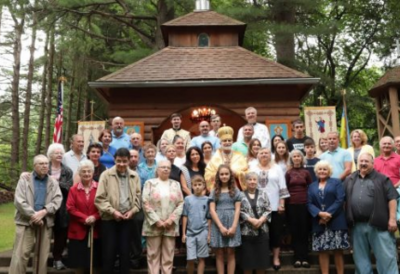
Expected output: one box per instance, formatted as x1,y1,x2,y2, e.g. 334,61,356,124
33,154,48,166
245,172,259,181
245,106,257,115
359,152,374,164
380,136,394,146
112,116,124,123
77,160,95,174
47,143,65,159
327,132,340,138
289,149,306,166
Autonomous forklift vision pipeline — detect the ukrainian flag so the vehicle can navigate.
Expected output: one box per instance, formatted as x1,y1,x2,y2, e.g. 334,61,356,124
340,108,350,148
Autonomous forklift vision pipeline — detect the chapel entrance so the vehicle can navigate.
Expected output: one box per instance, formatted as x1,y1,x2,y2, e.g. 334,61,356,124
152,105,246,144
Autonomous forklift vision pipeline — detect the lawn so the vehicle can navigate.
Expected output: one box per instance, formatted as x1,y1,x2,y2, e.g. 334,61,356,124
0,203,15,252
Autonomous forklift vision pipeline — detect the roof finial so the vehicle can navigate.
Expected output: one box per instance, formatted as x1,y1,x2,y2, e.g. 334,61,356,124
195,0,210,11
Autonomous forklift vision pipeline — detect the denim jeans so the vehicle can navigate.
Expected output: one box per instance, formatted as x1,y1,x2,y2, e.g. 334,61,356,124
351,222,399,274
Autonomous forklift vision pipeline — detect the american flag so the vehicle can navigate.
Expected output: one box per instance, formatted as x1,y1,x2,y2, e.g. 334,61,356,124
52,77,65,143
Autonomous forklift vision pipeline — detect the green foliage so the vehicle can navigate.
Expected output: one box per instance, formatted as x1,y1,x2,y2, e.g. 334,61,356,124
0,203,15,252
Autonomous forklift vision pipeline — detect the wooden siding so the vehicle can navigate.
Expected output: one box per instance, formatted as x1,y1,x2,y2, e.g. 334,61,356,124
168,27,239,47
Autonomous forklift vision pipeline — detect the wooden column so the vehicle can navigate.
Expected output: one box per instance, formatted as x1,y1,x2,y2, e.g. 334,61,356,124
389,86,400,136
375,97,383,139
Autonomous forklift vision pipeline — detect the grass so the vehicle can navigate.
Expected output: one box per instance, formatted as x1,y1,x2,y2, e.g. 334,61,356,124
0,203,15,252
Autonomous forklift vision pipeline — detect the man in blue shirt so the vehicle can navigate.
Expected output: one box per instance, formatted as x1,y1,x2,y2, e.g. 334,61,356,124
110,116,131,150
190,121,220,152
320,132,352,180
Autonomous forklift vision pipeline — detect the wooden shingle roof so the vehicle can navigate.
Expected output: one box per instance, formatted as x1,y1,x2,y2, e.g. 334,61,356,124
96,46,312,83
369,66,400,97
163,11,245,26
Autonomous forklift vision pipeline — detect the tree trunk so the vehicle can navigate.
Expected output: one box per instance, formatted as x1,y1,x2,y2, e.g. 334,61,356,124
10,13,24,179
22,0,38,171
155,0,175,49
270,0,296,68
44,28,55,149
35,30,49,155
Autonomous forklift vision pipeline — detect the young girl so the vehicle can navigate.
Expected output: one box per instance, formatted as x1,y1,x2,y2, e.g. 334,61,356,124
209,165,242,274
274,141,290,174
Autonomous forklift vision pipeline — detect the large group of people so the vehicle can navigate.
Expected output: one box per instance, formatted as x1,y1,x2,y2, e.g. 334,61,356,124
9,107,400,274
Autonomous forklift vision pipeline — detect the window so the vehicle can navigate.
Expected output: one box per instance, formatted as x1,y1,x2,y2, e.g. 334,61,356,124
198,33,209,47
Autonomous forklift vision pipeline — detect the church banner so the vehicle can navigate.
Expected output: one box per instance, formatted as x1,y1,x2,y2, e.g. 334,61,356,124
304,107,337,142
77,121,106,153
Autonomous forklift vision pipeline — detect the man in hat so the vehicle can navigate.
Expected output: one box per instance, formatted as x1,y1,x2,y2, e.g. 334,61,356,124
205,126,248,191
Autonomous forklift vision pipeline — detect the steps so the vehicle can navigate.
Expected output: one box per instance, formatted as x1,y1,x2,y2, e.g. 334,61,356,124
0,249,380,273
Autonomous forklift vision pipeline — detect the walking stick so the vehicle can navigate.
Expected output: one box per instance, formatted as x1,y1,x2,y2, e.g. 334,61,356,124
89,225,94,274
35,224,42,274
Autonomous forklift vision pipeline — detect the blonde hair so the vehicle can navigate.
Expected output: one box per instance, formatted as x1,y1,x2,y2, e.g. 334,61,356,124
314,160,333,177
350,129,368,147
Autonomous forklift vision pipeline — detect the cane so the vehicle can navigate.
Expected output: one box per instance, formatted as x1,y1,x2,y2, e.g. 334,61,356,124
89,225,94,274
35,224,42,274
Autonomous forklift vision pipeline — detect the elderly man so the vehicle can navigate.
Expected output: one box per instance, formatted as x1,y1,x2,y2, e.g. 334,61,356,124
319,132,352,180
161,113,191,150
374,136,400,187
95,147,141,274
344,153,399,274
62,134,87,176
190,120,219,152
286,119,312,153
209,114,222,137
110,116,131,149
237,107,270,149
129,149,140,171
130,132,145,164
205,126,248,191
232,123,254,156
9,155,62,274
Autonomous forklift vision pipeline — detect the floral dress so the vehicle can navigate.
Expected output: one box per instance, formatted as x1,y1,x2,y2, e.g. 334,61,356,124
210,188,242,248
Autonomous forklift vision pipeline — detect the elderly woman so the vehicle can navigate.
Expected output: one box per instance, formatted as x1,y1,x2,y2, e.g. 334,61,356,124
246,138,262,169
156,138,170,163
347,129,375,172
98,129,117,168
86,143,106,182
201,141,213,165
308,161,349,274
137,144,158,189
142,160,184,274
66,160,101,274
173,136,186,167
181,146,206,195
285,149,312,268
250,147,289,270
165,145,190,195
237,172,272,274
95,148,141,274
47,143,73,270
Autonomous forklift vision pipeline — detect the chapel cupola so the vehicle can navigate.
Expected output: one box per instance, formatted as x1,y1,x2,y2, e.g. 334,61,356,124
195,0,210,11
161,1,246,47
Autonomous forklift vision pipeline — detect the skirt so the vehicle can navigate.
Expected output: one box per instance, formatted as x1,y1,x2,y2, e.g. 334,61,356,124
237,233,270,270
312,228,350,252
67,235,101,269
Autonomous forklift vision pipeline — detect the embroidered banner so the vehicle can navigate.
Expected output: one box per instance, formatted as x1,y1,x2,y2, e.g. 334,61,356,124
77,121,106,153
304,107,337,141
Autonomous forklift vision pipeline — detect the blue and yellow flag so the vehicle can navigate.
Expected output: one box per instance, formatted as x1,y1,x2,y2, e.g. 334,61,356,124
339,108,350,148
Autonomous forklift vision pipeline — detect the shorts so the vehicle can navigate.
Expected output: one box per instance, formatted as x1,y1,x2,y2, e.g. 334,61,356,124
186,229,209,260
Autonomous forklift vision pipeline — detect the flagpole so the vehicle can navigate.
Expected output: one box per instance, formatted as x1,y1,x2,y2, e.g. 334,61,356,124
341,89,350,147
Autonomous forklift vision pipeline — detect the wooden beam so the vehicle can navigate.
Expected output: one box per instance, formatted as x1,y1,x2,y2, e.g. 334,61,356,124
375,98,383,139
389,86,400,136
378,112,394,136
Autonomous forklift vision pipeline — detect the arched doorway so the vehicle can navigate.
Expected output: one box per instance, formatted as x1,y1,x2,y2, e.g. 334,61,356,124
152,105,246,144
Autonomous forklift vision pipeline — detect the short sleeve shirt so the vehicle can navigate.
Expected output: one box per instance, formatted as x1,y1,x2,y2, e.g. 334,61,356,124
320,148,352,179
374,153,400,185
182,195,210,236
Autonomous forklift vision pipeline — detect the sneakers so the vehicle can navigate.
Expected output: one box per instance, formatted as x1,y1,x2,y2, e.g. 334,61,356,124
53,260,66,270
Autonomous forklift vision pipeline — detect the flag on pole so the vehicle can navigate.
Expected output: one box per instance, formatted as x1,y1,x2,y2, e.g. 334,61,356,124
339,107,350,148
53,77,65,143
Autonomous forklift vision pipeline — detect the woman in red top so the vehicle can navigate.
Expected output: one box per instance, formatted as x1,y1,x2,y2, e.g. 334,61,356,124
67,160,101,274
285,149,312,269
